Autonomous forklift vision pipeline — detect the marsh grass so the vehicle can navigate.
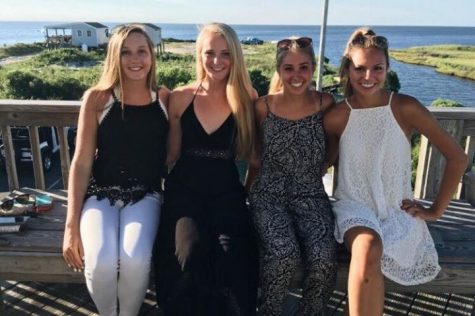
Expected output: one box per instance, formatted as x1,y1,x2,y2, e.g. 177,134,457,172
391,45,475,80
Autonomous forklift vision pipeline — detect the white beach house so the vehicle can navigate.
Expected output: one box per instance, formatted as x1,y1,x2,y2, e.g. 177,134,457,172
44,22,109,49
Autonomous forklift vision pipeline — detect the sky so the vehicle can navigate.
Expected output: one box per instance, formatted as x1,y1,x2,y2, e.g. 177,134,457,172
1,0,474,27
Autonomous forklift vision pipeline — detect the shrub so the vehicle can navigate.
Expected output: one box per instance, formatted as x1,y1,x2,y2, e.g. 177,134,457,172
431,98,463,107
30,48,98,67
385,70,401,92
157,66,194,89
2,70,47,99
249,69,270,97
49,77,87,100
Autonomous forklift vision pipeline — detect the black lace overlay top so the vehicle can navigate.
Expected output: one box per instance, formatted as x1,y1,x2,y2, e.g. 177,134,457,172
85,89,168,206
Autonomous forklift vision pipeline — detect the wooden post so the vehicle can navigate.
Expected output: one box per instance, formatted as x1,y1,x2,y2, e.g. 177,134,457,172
28,126,46,190
57,127,71,189
414,119,464,199
0,126,19,191
460,136,475,199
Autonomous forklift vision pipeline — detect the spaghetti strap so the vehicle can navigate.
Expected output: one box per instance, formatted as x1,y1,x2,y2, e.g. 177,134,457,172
344,98,353,110
191,82,202,103
388,91,395,106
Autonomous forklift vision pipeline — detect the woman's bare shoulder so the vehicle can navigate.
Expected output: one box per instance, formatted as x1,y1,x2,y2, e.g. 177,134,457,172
169,84,198,116
82,88,112,111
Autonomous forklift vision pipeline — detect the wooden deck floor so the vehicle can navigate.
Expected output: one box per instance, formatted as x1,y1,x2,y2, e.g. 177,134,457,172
2,280,473,315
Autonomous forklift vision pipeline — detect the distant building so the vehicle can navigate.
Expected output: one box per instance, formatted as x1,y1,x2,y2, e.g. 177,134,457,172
44,22,109,49
112,23,164,55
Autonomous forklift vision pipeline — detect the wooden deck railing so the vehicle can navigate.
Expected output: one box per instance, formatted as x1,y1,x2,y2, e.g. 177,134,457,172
414,107,475,200
0,100,474,199
0,100,80,191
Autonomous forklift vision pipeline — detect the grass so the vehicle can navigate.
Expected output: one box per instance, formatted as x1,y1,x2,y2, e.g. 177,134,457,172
0,42,46,59
390,45,475,80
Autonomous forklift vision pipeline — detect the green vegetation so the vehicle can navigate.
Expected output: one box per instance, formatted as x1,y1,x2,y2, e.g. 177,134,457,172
0,41,338,100
0,42,46,59
391,45,475,81
431,97,463,108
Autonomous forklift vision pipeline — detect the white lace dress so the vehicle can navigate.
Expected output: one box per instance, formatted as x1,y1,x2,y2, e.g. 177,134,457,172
333,93,441,285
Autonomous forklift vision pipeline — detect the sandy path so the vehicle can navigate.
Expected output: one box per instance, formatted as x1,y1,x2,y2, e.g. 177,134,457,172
0,54,35,66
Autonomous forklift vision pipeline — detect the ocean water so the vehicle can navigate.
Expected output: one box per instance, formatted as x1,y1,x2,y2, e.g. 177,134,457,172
1,22,475,106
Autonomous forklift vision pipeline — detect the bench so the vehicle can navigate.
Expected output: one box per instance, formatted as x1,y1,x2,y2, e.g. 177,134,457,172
1,189,475,312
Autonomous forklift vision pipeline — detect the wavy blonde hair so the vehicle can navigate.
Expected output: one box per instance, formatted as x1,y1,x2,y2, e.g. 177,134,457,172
268,39,316,94
195,22,255,159
93,24,157,103
339,27,389,97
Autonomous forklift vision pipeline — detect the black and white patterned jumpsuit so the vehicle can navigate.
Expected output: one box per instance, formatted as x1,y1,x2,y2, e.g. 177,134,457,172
249,99,337,316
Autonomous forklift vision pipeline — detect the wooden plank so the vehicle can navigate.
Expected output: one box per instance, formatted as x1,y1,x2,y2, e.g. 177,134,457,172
463,120,475,137
0,230,64,252
428,107,475,120
0,101,80,127
0,252,83,283
334,263,475,294
0,126,19,190
461,136,475,200
417,119,464,199
414,135,431,199
28,126,46,191
57,126,71,189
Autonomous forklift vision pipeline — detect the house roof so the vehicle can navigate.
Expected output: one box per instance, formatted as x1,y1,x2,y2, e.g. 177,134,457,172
143,23,161,31
112,23,161,32
85,22,108,28
44,22,108,30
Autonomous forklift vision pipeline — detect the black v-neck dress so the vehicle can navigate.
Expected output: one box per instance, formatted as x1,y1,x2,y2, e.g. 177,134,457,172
155,99,258,316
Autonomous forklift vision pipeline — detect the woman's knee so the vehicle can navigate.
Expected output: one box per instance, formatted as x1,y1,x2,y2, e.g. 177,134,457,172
346,228,383,275
120,252,152,273
85,254,118,281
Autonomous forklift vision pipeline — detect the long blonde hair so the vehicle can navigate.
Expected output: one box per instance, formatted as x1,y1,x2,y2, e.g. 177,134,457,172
269,38,316,94
93,24,157,102
339,27,389,97
195,22,255,159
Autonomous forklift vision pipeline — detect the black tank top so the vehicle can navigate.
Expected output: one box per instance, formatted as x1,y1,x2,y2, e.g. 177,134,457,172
86,89,168,205
167,98,241,195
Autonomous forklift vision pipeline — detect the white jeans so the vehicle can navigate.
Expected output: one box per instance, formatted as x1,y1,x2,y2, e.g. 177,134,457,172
80,193,161,316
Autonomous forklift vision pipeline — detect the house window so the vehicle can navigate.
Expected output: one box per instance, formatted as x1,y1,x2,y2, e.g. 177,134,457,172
87,30,92,37
77,30,82,37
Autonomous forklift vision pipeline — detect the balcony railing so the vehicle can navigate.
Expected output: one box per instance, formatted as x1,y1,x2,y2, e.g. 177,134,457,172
0,99,474,200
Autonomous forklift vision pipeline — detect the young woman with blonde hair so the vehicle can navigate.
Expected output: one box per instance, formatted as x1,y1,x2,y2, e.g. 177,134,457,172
324,27,467,315
62,24,170,315
155,22,258,316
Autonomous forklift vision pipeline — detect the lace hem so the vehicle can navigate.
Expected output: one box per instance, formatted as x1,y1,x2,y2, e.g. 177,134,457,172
85,178,155,206
334,217,382,243
335,217,441,285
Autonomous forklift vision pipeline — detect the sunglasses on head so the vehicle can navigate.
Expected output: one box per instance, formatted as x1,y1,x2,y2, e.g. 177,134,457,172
277,37,313,50
351,35,388,49
0,194,32,211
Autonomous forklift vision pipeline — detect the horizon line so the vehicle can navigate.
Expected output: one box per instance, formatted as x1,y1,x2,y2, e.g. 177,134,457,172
1,20,475,28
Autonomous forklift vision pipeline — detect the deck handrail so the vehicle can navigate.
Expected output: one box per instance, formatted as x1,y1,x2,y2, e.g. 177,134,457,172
0,100,474,197
0,100,80,190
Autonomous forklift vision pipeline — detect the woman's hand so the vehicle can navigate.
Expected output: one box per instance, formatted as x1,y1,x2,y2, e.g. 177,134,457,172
400,199,442,221
62,226,84,272
175,217,199,271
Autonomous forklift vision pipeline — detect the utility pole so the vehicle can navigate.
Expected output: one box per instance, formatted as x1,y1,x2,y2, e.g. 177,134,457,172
316,0,329,92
